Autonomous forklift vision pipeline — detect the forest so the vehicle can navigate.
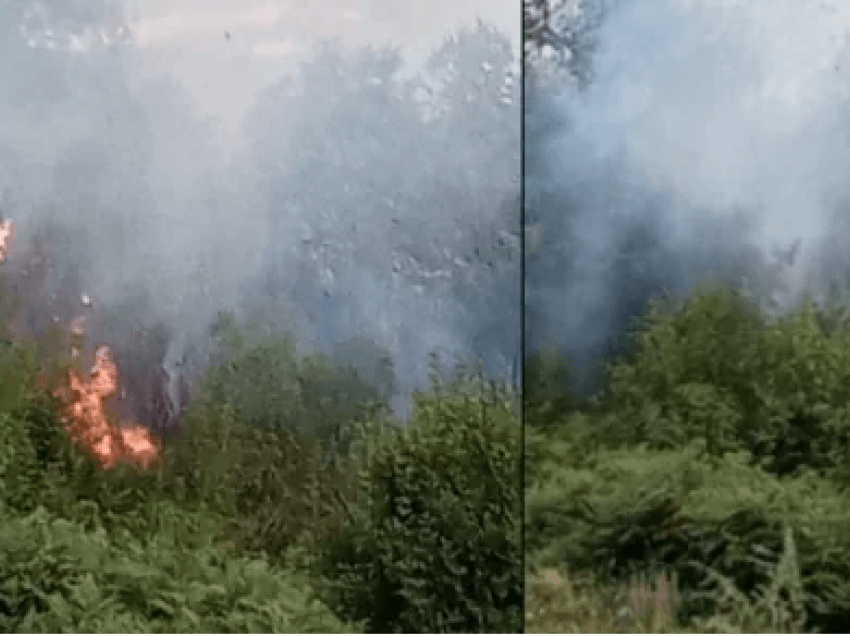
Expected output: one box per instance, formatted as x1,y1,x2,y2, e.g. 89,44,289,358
0,4,521,632
525,0,850,631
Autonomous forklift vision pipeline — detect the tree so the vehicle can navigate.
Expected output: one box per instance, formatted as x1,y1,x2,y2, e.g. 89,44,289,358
524,0,621,88
245,27,520,394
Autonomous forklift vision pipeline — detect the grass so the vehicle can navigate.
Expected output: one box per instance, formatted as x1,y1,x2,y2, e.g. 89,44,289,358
526,567,687,633
526,525,807,633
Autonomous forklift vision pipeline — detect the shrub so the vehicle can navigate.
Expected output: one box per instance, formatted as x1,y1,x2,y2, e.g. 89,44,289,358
202,318,389,451
0,506,354,633
526,285,850,630
0,346,362,633
526,441,850,631
591,286,850,480
319,386,522,633
160,396,357,562
524,348,581,428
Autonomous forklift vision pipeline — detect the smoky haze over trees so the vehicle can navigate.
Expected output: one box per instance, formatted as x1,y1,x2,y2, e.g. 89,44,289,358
0,1,520,422
246,29,521,407
524,0,850,396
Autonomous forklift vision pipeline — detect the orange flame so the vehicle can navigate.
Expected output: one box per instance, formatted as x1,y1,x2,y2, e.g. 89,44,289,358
0,218,159,469
0,220,158,468
56,346,159,469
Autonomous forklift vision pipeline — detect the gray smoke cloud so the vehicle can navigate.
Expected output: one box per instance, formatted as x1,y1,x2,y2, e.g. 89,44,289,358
526,0,850,393
0,0,519,422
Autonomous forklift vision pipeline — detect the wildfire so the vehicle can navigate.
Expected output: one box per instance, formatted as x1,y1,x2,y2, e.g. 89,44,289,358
0,219,159,469
56,345,159,470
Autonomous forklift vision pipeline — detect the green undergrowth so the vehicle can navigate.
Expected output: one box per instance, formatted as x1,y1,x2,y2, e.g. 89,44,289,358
0,309,520,632
526,284,850,632
320,386,522,633
0,506,349,633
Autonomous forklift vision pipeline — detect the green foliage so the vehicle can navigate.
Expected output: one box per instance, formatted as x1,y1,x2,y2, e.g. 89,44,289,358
319,386,522,633
0,342,78,516
582,285,850,479
524,349,581,428
0,303,522,633
527,442,850,631
0,311,366,632
162,396,357,560
527,284,850,631
0,388,357,632
527,541,808,635
203,312,390,451
203,325,301,429
691,526,807,633
0,506,352,633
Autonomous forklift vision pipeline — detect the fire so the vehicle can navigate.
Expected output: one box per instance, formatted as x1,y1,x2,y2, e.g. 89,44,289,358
56,345,159,469
0,219,159,469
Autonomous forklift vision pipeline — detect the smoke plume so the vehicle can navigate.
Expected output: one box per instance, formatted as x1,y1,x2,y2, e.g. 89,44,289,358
0,0,520,425
526,0,850,394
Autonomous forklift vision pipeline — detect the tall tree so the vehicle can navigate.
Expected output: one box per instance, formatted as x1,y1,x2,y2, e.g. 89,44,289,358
524,0,620,88
245,27,520,389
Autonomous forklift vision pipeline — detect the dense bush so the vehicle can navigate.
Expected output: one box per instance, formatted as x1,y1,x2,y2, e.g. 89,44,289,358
524,349,581,428
161,396,358,561
319,384,522,633
0,306,520,632
527,285,850,632
0,331,356,632
202,311,390,451
0,506,352,633
594,286,850,479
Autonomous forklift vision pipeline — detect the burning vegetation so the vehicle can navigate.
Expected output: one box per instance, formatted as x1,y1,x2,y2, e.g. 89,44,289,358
0,216,522,634
53,345,158,469
0,219,159,470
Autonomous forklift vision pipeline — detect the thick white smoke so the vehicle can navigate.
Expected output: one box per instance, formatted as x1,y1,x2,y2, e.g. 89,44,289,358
527,0,850,391
0,0,520,420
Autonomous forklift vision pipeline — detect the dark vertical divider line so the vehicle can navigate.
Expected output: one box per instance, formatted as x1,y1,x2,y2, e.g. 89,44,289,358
519,1,527,630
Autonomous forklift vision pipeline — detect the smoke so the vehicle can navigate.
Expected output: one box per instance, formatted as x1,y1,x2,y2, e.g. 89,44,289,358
0,1,520,423
244,36,521,408
526,0,850,394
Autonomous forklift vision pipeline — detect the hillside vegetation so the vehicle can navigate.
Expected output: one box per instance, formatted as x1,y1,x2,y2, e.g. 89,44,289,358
0,307,521,632
526,284,850,633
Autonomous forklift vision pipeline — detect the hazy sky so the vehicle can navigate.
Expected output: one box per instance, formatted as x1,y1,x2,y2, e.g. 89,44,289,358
113,0,519,136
